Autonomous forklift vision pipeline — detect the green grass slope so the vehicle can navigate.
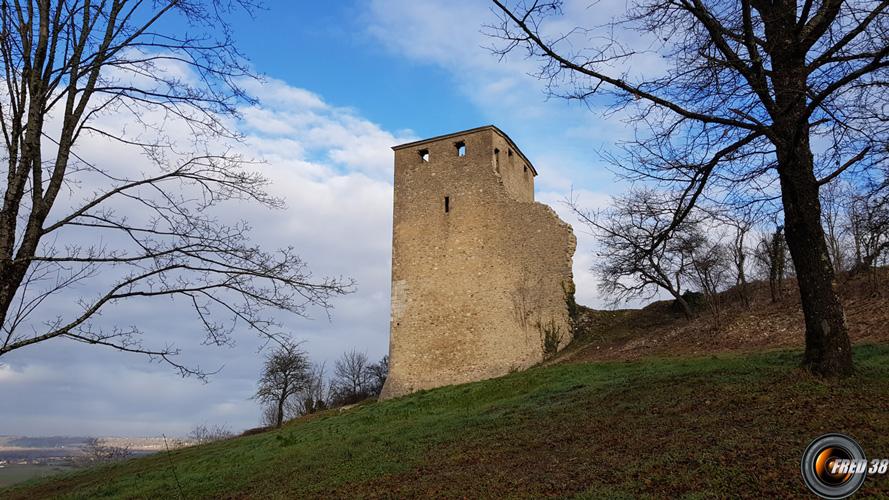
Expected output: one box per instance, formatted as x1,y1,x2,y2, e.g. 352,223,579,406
7,345,889,499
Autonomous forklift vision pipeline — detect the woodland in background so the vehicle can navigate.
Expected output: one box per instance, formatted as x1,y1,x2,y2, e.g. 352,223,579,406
254,343,389,429
573,176,888,327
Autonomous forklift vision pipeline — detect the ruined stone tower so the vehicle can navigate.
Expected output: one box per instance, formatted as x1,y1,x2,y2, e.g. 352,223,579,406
379,125,576,400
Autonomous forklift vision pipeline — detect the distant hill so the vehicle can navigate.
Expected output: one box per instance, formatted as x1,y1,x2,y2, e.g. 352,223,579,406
0,436,180,461
0,437,89,449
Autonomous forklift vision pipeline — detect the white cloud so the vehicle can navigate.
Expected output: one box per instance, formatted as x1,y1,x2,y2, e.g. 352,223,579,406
0,364,53,385
0,75,409,437
240,78,412,177
364,0,662,124
241,78,327,110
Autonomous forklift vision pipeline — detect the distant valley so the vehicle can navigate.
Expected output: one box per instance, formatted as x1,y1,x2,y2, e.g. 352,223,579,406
0,435,185,487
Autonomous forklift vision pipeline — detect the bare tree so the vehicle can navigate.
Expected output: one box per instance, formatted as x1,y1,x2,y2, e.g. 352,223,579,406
0,1,353,376
77,437,131,466
293,361,329,416
754,225,789,302
254,339,311,428
366,354,389,397
187,423,233,445
572,189,701,318
685,233,731,323
821,180,851,272
710,204,766,307
490,0,889,376
331,349,371,405
728,224,752,308
259,360,329,422
848,188,889,274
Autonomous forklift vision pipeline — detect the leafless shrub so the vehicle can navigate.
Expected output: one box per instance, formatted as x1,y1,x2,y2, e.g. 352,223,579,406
76,438,131,466
330,349,371,406
187,424,234,445
537,317,564,359
685,236,732,324
366,355,389,397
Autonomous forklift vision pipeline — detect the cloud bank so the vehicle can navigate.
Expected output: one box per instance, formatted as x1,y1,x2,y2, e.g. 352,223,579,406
0,77,412,437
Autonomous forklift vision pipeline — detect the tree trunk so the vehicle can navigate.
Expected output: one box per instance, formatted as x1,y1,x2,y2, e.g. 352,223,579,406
670,290,693,319
766,245,778,303
735,230,750,308
775,134,853,377
737,265,749,308
767,31,853,377
276,397,285,428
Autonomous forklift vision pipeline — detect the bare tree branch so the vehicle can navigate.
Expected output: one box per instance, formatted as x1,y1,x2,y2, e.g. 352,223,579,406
0,1,353,377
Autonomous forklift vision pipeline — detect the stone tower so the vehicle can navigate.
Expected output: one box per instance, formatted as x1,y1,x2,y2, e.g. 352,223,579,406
379,125,576,400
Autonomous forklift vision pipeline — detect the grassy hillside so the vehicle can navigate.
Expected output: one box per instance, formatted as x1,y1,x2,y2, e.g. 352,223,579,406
564,271,889,363
6,344,889,498
0,465,76,489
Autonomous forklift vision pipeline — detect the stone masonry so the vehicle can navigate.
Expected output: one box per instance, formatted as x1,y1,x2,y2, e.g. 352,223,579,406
379,126,576,400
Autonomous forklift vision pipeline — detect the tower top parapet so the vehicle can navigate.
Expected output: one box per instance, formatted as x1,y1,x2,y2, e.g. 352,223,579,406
392,125,538,176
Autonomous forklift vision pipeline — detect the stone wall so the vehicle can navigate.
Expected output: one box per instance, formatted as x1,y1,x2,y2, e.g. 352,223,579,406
380,126,576,399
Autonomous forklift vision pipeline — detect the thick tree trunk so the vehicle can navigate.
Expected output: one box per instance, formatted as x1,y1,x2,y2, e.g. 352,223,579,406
766,27,853,377
776,139,853,377
669,289,694,319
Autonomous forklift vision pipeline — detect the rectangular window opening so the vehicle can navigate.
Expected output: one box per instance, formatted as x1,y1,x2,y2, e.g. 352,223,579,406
494,148,500,172
523,164,528,173
419,148,430,162
455,141,466,157
444,196,450,213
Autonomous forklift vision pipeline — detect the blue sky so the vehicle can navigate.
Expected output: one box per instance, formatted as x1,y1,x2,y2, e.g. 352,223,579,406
229,0,622,188
233,1,484,133
1,0,635,437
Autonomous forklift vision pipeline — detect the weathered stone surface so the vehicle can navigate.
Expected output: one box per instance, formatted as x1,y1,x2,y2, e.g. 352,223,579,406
380,126,576,399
